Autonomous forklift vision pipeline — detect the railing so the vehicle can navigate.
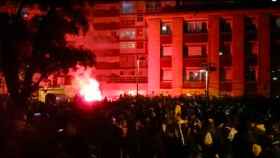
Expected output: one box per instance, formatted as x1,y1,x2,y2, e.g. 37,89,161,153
220,81,232,92
93,22,120,30
95,62,120,69
221,32,232,41
183,56,207,67
183,81,205,89
92,9,120,17
220,54,232,66
160,56,172,67
109,76,148,83
184,32,208,43
160,35,172,44
160,82,172,89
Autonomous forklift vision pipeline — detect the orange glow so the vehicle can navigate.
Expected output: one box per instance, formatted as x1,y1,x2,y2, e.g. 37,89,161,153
71,65,103,102
79,78,102,102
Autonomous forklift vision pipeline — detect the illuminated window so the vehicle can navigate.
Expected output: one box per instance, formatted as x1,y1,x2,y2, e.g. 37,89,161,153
122,1,134,13
161,69,172,81
119,29,136,40
120,42,136,49
185,68,205,81
161,45,172,56
161,23,171,35
146,2,160,12
184,21,207,33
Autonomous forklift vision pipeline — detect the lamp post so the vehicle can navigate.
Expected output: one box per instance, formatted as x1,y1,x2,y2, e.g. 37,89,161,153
136,56,140,96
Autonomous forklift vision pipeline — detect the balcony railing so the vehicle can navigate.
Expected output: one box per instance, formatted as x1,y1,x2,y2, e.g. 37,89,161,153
160,82,172,89
160,35,172,44
160,56,172,67
93,9,120,17
220,54,232,66
93,22,120,30
220,81,232,92
109,76,148,83
245,81,257,95
184,32,208,43
221,32,232,42
95,62,120,69
184,56,207,67
183,81,205,89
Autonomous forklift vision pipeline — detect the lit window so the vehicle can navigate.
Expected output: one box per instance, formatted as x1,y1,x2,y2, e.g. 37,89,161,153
188,46,202,56
119,29,136,40
184,21,207,33
122,2,134,13
120,42,136,49
161,46,172,56
161,23,171,35
275,17,280,28
162,69,172,81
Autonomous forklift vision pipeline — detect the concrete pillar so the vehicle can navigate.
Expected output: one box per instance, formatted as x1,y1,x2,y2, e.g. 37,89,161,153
208,15,220,96
172,17,184,96
147,18,161,95
257,14,271,97
232,15,245,96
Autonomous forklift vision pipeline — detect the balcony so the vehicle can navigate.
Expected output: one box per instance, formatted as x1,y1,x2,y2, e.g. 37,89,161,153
160,56,172,67
160,35,172,44
246,54,258,66
220,54,232,66
183,81,205,89
221,32,232,42
109,76,147,83
220,81,232,92
184,33,208,43
93,9,120,17
95,62,120,69
93,22,120,30
246,30,257,41
184,56,207,67
245,81,257,95
160,82,172,89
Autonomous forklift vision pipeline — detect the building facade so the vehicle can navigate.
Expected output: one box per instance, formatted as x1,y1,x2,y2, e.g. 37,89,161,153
1,1,280,98
88,1,280,97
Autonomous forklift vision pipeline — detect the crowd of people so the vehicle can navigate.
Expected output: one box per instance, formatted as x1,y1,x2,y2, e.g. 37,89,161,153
0,95,280,158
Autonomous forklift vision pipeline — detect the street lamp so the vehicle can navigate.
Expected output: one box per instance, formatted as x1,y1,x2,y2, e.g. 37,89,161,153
136,56,140,96
199,69,208,97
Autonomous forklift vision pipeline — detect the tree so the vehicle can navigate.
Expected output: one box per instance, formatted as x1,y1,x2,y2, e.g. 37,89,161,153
0,0,95,115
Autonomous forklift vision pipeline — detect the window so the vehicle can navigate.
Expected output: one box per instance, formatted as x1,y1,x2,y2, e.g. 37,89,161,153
137,15,144,22
220,19,232,32
122,1,134,13
221,68,232,81
161,45,172,56
136,41,144,49
188,46,202,56
185,68,206,81
120,42,136,49
161,23,171,35
184,21,207,33
146,2,160,12
246,67,256,81
161,69,172,81
119,29,136,40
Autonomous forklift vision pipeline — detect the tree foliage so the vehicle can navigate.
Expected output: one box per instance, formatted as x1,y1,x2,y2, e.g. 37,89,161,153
0,0,95,108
